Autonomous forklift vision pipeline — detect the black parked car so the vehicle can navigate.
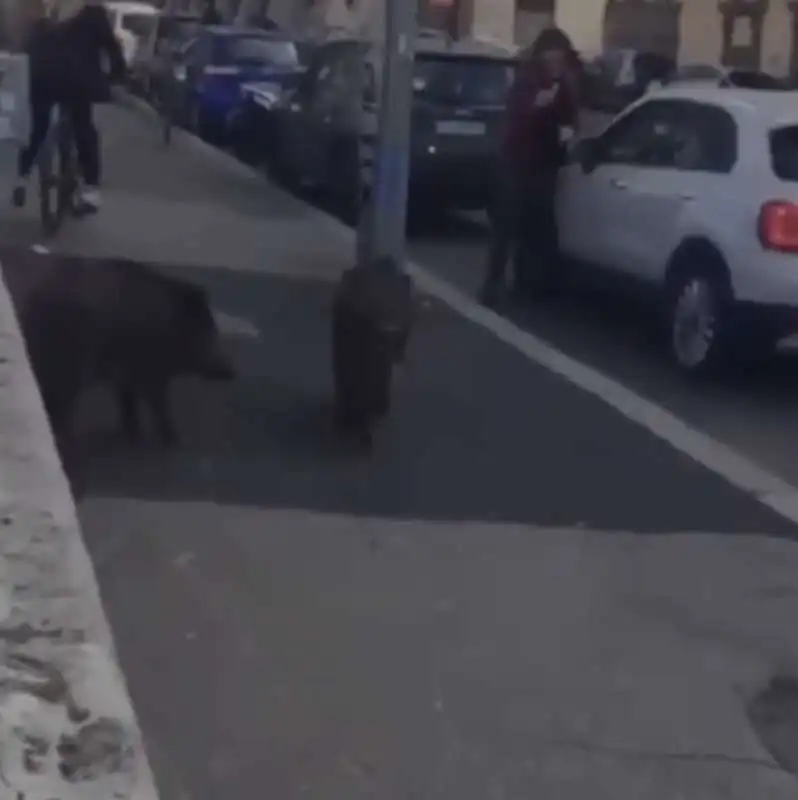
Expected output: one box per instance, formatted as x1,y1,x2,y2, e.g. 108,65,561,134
270,36,516,221
226,38,317,163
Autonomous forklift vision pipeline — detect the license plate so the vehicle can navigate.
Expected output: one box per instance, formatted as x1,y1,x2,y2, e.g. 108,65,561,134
436,120,485,136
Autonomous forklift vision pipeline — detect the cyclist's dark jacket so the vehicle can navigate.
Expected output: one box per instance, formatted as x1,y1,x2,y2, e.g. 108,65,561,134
24,18,63,102
24,5,126,105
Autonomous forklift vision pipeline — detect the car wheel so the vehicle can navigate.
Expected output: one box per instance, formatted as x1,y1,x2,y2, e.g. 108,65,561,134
330,140,362,226
666,265,733,376
269,131,298,189
188,103,215,142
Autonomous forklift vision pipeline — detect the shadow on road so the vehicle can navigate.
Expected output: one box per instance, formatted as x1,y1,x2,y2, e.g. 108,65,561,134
54,260,795,536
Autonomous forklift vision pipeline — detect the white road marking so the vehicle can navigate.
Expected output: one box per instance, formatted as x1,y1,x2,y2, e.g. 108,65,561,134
310,195,798,530
125,89,798,529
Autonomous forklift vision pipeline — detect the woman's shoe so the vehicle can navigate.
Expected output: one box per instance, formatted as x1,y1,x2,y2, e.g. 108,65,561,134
77,186,101,213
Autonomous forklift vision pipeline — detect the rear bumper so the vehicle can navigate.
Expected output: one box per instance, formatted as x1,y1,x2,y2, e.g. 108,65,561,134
735,301,798,345
409,151,497,210
199,93,237,124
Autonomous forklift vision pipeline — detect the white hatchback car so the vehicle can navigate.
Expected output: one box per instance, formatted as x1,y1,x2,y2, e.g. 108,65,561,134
557,85,798,374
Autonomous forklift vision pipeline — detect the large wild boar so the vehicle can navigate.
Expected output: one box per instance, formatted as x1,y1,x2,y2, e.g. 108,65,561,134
332,257,413,450
19,255,235,465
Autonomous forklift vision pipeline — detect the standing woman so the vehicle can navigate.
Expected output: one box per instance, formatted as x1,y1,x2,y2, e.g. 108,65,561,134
479,28,579,307
12,0,126,212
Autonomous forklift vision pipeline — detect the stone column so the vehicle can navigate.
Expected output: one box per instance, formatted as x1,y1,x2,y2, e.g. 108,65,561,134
718,0,768,70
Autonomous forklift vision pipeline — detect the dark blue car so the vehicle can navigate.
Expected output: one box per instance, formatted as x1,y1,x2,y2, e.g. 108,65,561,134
174,26,304,142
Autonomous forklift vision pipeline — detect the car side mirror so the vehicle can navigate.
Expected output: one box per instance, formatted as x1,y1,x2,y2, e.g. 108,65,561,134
572,136,600,172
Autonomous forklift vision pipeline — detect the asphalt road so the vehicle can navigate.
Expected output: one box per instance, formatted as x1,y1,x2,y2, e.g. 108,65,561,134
407,214,798,489
6,104,798,798
206,101,798,492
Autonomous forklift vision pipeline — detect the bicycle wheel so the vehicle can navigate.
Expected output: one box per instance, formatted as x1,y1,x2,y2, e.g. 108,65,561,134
55,119,78,221
38,137,60,237
159,84,172,146
162,105,172,146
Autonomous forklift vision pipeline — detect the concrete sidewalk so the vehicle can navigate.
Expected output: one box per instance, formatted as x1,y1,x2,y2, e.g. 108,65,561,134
0,101,797,798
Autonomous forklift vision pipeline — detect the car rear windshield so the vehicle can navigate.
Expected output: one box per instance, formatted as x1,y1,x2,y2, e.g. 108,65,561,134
413,55,514,108
121,12,155,38
770,126,798,181
673,64,720,81
214,36,299,67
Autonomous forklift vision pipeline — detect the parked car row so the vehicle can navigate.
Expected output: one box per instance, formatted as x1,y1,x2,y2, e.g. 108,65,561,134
130,20,798,374
224,56,798,375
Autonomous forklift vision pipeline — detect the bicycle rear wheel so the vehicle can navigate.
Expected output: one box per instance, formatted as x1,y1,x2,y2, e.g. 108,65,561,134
38,140,60,237
55,119,78,221
158,83,173,146
162,108,172,146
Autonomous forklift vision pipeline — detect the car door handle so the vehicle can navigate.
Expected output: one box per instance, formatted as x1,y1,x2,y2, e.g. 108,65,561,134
676,192,695,201
610,178,628,190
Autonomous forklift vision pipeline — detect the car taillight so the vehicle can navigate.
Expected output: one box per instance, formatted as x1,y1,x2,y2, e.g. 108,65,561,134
759,200,798,252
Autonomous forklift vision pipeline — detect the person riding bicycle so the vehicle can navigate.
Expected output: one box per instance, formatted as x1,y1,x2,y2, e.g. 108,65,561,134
13,0,126,212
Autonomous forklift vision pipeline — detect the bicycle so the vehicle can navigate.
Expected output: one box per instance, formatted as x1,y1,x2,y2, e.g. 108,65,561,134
154,76,173,146
37,104,79,237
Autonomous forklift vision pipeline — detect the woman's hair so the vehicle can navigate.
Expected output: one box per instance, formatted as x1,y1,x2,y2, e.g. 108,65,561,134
528,27,578,61
52,0,87,22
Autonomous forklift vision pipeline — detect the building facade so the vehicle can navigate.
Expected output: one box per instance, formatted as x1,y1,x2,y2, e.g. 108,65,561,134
265,0,798,78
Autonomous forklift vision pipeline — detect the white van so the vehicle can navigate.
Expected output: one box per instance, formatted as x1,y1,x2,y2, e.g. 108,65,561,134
104,1,159,67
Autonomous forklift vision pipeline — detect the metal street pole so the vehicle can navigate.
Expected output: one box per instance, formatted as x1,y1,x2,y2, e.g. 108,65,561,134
364,0,417,267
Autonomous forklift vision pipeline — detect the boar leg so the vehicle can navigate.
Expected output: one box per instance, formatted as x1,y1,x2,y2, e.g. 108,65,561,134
115,384,141,441
145,382,179,447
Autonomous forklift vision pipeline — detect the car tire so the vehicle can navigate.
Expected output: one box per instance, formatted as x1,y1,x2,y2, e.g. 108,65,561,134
188,102,216,142
665,260,734,377
269,132,298,190
329,138,361,226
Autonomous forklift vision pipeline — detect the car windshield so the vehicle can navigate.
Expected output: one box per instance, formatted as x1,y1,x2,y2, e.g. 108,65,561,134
770,126,798,180
161,18,201,46
633,53,673,83
293,41,315,67
674,64,721,81
413,56,514,107
728,70,784,89
121,12,155,38
215,36,299,67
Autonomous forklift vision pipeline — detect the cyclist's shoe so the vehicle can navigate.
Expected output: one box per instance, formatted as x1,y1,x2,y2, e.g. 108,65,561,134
11,182,26,209
78,187,101,213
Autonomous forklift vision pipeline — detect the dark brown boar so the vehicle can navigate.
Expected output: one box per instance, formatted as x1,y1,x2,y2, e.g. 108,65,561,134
331,258,413,450
19,255,235,459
